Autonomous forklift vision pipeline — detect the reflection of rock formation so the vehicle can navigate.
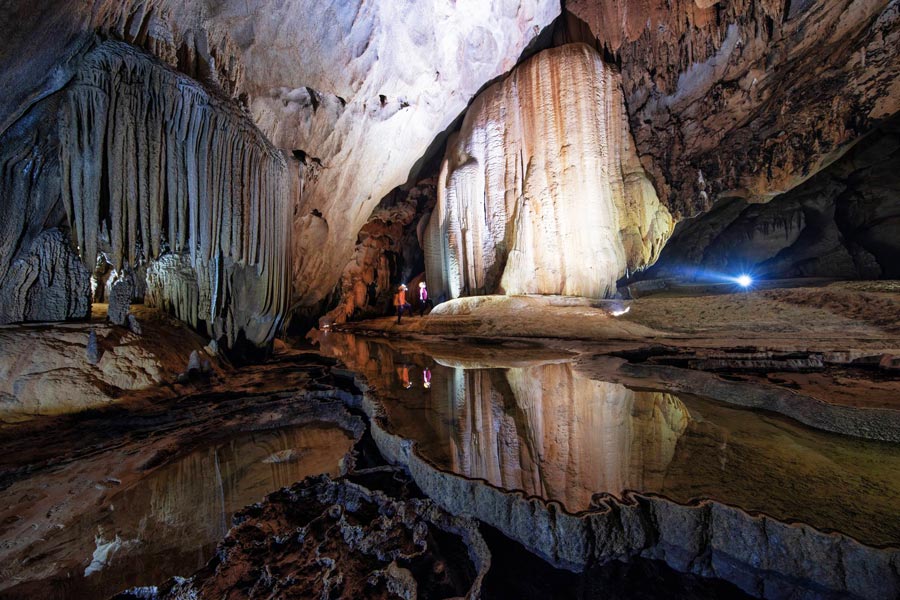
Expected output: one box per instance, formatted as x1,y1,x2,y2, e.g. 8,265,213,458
424,44,672,300
437,363,689,510
643,120,900,280
60,41,290,349
0,424,354,600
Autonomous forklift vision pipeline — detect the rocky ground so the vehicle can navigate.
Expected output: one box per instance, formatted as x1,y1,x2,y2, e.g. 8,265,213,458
0,305,220,422
332,281,900,415
1,282,898,599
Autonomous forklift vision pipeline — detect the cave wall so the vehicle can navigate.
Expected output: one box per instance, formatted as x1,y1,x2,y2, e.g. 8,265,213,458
424,43,673,300
0,37,292,350
322,181,437,326
59,41,291,348
0,0,562,319
0,84,90,324
565,0,900,218
644,120,900,280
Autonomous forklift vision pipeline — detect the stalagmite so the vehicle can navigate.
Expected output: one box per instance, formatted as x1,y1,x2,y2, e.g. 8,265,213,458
59,41,291,349
425,44,673,300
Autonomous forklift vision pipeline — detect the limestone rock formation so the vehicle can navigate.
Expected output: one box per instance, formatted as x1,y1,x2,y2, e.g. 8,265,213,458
0,0,560,319
0,86,85,325
145,475,490,600
59,41,290,349
565,0,900,217
0,307,216,420
107,279,134,327
425,44,673,300
644,119,900,280
0,229,90,324
324,181,437,325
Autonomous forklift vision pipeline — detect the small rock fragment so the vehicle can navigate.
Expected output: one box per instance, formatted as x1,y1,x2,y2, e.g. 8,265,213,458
127,313,142,335
108,278,134,326
187,350,202,373
86,328,100,365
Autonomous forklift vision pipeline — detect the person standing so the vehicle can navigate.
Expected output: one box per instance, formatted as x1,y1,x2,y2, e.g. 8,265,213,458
417,281,432,316
394,284,409,324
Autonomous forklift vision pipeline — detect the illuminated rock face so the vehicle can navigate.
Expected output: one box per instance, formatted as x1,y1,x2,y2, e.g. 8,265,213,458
565,0,900,218
425,44,672,299
0,0,560,318
59,41,290,348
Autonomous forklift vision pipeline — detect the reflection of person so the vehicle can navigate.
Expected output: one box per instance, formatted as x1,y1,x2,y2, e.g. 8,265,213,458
397,364,412,389
423,367,432,389
417,281,433,316
393,284,411,324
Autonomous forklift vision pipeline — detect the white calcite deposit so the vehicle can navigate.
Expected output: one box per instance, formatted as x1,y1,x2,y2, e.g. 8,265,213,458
425,44,672,300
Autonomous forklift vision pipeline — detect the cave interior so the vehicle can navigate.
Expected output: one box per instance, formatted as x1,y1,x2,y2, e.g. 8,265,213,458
0,1,899,599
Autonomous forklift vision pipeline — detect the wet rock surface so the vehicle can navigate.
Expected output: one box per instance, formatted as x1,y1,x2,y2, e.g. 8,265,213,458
135,473,488,600
320,333,900,599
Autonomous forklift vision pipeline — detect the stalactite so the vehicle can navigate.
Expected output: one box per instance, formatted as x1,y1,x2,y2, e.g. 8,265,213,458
60,41,290,349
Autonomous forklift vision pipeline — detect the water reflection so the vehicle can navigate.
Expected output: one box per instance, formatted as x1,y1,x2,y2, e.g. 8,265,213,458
1,425,354,600
321,333,900,546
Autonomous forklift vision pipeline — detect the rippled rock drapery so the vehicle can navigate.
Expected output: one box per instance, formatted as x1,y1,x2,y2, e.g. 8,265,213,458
424,43,673,300
565,0,900,218
59,41,290,348
0,229,90,324
0,86,88,325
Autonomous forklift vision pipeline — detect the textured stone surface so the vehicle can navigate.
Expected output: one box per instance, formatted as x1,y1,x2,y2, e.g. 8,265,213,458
59,41,290,349
107,278,134,327
0,0,560,317
0,307,216,420
644,119,900,280
565,0,900,218
0,229,90,324
324,181,437,325
145,475,490,600
424,44,673,300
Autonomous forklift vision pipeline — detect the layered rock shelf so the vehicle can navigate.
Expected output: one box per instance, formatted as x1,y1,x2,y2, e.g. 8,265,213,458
424,44,672,300
60,41,290,348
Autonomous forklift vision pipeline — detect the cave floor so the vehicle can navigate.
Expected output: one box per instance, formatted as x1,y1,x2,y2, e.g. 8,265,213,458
0,282,898,598
333,281,900,412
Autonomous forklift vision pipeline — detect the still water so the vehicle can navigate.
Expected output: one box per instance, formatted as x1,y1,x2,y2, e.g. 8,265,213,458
321,333,900,547
0,424,354,599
